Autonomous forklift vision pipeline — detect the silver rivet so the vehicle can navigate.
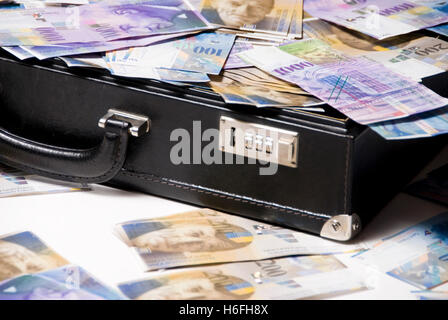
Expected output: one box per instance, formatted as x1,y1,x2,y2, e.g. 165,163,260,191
331,221,342,232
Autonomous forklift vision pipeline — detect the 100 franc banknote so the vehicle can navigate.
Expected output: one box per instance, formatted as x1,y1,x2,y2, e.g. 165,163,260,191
106,31,235,75
118,255,368,300
115,209,364,271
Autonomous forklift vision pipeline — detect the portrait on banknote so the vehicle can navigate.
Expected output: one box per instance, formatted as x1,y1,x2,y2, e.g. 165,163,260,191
0,232,68,282
303,19,415,55
128,219,253,253
120,271,254,300
198,0,297,35
81,2,200,35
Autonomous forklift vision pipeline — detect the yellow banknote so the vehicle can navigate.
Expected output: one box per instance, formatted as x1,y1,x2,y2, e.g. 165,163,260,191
115,209,364,271
0,231,69,282
118,255,368,300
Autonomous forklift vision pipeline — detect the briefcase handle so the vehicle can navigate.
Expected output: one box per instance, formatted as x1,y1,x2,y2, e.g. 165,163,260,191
0,109,150,184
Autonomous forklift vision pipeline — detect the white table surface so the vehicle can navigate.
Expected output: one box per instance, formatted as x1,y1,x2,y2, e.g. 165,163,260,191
1,146,447,300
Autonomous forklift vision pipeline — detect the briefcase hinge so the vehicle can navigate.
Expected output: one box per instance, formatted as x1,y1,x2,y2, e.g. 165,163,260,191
99,109,150,137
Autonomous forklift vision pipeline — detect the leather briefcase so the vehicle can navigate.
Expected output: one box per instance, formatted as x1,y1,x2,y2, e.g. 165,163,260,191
0,49,445,241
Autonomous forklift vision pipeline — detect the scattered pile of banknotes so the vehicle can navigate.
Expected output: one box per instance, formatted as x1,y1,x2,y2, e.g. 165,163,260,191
1,207,448,300
1,0,448,140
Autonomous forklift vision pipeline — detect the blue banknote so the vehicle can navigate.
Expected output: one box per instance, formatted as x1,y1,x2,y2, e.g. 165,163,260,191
354,212,448,289
369,107,448,139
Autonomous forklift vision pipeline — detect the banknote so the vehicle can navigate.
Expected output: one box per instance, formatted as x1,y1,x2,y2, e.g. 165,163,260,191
19,32,199,60
304,0,448,40
279,38,350,64
114,208,364,271
210,75,323,107
302,18,423,56
223,68,310,94
1,46,34,60
302,22,448,78
353,211,448,289
0,0,211,46
412,0,448,14
369,107,448,140
59,54,108,69
16,0,88,4
395,36,448,71
106,32,235,75
197,0,296,36
118,255,368,300
0,164,88,198
0,231,69,283
287,0,303,39
238,45,448,125
107,63,210,82
223,42,254,69
428,24,448,37
414,290,448,300
0,265,127,300
364,50,444,82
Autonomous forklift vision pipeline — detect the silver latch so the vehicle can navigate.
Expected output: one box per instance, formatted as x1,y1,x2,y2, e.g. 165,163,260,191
99,108,150,137
219,116,299,168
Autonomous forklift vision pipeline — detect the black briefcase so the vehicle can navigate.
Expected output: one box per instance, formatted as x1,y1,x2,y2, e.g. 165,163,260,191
0,49,445,241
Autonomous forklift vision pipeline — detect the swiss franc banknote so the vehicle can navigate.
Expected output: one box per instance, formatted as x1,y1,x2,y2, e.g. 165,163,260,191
369,107,448,140
279,38,349,64
106,31,235,75
238,44,448,125
223,42,254,69
287,0,304,39
304,0,448,40
364,50,444,82
0,231,69,283
1,46,34,60
118,255,368,300
107,63,210,82
0,165,88,198
197,0,297,36
114,209,364,271
221,68,310,94
209,75,323,107
0,0,211,46
302,18,419,56
429,24,448,37
59,54,108,68
353,211,448,290
413,290,448,300
0,265,126,300
18,32,198,60
394,37,448,71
